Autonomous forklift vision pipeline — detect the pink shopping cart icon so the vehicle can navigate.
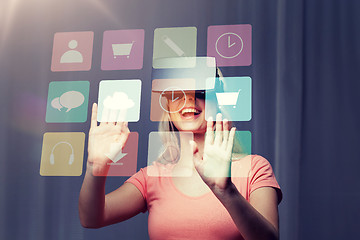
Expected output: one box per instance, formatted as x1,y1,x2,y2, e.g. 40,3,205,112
112,41,134,59
101,29,144,70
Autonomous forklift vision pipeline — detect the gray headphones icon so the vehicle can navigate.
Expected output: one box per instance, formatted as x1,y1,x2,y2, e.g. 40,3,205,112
50,141,74,165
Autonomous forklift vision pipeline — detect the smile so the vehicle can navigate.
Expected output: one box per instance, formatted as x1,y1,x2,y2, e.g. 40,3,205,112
180,107,201,119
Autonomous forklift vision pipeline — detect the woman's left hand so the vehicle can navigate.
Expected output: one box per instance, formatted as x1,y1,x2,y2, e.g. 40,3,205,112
191,113,236,193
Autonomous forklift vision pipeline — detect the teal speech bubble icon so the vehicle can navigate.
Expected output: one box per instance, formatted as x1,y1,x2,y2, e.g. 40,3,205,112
46,81,89,123
52,90,85,112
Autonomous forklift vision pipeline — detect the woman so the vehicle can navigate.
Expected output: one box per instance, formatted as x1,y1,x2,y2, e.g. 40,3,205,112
79,88,282,240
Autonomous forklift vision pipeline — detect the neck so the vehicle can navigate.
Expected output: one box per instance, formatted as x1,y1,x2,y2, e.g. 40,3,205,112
176,131,205,169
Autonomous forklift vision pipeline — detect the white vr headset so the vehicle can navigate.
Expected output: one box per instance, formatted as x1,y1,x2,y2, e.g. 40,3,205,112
151,57,220,92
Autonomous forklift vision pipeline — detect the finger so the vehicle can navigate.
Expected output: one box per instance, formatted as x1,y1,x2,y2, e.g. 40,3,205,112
205,116,214,145
90,103,98,128
117,121,129,136
190,140,202,168
189,140,199,155
118,126,130,148
100,107,109,125
116,119,123,126
222,118,230,147
214,113,223,146
117,109,127,122
226,127,236,153
115,109,127,127
108,109,117,124
121,122,129,133
116,122,128,137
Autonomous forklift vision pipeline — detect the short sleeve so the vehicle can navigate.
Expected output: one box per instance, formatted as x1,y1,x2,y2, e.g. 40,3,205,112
249,155,282,203
125,168,148,202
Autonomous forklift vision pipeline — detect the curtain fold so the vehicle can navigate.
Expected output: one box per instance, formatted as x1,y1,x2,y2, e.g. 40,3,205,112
274,1,304,240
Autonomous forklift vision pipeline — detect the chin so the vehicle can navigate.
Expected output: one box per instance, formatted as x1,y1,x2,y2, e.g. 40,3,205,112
173,121,206,133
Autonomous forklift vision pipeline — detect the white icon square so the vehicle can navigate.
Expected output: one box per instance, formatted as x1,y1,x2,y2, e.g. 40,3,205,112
97,80,142,122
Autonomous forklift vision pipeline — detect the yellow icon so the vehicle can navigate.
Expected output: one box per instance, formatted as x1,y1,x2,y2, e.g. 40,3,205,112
40,132,85,176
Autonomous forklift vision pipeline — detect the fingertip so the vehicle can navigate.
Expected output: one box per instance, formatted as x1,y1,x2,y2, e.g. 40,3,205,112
223,119,229,128
91,103,99,127
125,125,130,133
207,117,214,128
230,127,236,137
189,140,198,152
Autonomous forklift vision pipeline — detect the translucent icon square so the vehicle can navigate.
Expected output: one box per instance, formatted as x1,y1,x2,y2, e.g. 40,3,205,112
207,24,251,66
40,132,85,176
153,27,197,68
46,81,90,123
94,132,139,177
150,78,196,122
232,131,252,178
205,131,252,178
97,80,141,122
101,29,145,70
147,131,193,177
205,77,252,121
51,31,94,72
151,57,216,88
233,131,252,156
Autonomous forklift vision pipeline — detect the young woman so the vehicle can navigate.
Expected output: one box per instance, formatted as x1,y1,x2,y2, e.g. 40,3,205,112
79,89,282,240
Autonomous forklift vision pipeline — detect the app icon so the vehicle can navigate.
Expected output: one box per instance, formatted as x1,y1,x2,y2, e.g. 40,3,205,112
51,31,94,71
153,27,197,68
40,132,85,176
159,87,187,113
147,131,193,177
233,131,252,156
94,132,139,177
97,80,141,122
101,29,145,70
205,77,252,121
46,81,90,123
150,78,196,121
204,131,252,178
207,24,251,66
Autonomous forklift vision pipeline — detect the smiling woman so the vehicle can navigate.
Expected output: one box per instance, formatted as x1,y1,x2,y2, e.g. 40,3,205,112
79,68,282,240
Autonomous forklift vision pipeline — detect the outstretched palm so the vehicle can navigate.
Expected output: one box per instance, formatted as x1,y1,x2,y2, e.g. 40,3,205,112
192,114,236,191
88,103,129,176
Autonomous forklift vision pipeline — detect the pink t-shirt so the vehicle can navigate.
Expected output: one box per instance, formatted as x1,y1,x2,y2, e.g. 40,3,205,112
126,155,282,240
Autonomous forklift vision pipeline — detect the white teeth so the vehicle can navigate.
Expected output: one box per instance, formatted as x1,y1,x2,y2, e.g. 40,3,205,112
181,108,200,115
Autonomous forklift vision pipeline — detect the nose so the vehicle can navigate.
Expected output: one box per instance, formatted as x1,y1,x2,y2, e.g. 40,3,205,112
185,92,195,101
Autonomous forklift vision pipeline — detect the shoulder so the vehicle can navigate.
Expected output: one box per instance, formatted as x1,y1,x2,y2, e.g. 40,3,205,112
231,154,271,177
248,155,282,203
231,155,282,202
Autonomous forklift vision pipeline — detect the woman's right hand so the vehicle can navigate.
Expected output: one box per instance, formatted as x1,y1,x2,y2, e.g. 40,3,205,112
87,103,130,176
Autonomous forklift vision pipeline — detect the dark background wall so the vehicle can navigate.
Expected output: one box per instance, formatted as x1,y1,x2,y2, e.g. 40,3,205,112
0,0,359,239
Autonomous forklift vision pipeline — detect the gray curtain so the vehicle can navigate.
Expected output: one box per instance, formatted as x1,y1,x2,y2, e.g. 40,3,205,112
0,0,359,239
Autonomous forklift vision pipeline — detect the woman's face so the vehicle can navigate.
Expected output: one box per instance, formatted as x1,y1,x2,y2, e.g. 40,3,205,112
167,91,207,133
